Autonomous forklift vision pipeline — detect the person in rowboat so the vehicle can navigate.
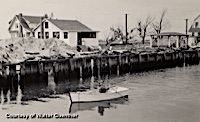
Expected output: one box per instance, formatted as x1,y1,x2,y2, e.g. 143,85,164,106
98,80,110,93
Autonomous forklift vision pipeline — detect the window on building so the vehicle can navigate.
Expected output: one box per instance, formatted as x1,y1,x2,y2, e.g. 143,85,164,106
45,22,48,29
11,33,15,38
26,32,30,37
15,23,18,28
198,32,200,36
45,32,49,39
38,32,41,39
64,32,68,39
53,32,60,39
195,22,199,27
80,32,96,38
92,33,96,38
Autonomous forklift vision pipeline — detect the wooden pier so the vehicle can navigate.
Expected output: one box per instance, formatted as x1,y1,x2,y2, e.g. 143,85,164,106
0,49,200,100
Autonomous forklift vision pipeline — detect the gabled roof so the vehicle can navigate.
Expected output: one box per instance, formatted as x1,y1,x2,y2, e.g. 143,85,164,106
16,15,42,24
47,19,93,31
189,27,200,32
8,15,31,31
18,16,31,30
194,14,200,22
151,32,188,36
9,14,42,31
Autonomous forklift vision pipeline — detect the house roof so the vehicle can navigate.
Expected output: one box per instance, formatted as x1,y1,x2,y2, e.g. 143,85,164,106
151,32,188,36
16,15,42,24
9,15,42,31
18,16,31,31
194,14,200,22
9,14,96,32
8,15,30,31
189,27,200,32
47,19,93,31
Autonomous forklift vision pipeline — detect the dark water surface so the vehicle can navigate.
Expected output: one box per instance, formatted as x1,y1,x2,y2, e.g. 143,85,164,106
70,64,200,122
1,64,200,122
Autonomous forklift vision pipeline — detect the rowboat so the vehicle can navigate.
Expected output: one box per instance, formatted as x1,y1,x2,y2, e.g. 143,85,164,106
69,86,129,103
69,97,128,114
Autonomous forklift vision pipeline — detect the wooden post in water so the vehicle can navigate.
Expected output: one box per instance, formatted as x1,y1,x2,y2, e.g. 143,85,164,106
20,63,25,76
16,64,22,104
138,54,142,63
5,66,9,78
197,50,200,60
19,63,25,95
97,57,101,80
16,64,21,85
108,57,111,75
8,66,15,97
91,58,94,76
90,58,94,90
79,61,83,84
117,55,121,76
0,62,2,76
125,54,129,73
183,51,186,67
48,62,56,94
53,62,59,84
81,58,86,82
147,53,150,62
38,61,44,74
163,53,167,61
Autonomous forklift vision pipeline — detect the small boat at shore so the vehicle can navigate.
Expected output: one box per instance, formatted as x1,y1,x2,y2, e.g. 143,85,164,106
69,97,128,114
69,86,129,103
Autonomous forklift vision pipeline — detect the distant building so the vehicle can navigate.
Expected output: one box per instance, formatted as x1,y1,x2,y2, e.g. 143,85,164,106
188,14,200,45
150,32,188,48
8,13,99,47
8,13,42,38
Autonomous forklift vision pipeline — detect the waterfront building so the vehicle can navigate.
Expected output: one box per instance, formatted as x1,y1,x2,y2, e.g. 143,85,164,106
188,14,200,45
150,32,189,48
8,13,41,38
8,13,99,47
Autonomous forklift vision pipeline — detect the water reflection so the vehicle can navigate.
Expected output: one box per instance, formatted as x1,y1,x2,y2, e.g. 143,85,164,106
6,89,10,105
16,85,22,105
0,89,4,107
98,106,105,116
69,97,128,116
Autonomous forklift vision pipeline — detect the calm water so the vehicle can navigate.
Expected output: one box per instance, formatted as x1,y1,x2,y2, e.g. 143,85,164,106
70,64,200,122
1,64,200,122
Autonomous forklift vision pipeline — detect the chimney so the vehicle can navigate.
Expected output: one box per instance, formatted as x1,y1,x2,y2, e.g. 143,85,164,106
19,13,23,21
44,14,48,19
125,14,128,44
185,19,188,35
40,16,44,39
19,13,23,37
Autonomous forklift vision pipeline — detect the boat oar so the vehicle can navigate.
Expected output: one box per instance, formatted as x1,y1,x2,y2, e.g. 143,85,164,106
104,75,129,102
109,87,129,101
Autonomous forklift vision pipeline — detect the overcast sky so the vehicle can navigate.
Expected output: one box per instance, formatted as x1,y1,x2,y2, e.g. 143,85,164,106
0,0,200,39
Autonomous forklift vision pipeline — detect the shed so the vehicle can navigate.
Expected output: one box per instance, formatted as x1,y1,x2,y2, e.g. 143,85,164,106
150,32,189,48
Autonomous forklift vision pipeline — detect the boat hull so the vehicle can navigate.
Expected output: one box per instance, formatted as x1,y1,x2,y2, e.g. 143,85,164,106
69,86,129,103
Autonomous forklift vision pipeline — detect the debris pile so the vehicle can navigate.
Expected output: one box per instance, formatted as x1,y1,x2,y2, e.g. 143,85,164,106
0,37,78,64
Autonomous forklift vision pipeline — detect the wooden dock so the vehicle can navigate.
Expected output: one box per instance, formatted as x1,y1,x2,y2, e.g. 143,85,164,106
0,49,200,100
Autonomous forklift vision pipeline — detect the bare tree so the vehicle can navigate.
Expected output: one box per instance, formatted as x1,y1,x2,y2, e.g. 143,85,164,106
151,9,170,34
105,26,135,45
137,16,154,44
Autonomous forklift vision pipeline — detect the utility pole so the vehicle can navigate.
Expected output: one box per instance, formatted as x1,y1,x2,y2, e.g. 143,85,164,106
185,19,188,34
125,14,128,44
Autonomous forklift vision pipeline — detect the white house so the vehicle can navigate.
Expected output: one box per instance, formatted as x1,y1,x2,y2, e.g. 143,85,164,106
8,13,42,38
188,14,200,45
8,13,99,47
33,18,99,47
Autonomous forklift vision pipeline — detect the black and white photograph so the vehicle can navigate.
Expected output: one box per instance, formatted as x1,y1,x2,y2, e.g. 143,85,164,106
0,0,200,122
